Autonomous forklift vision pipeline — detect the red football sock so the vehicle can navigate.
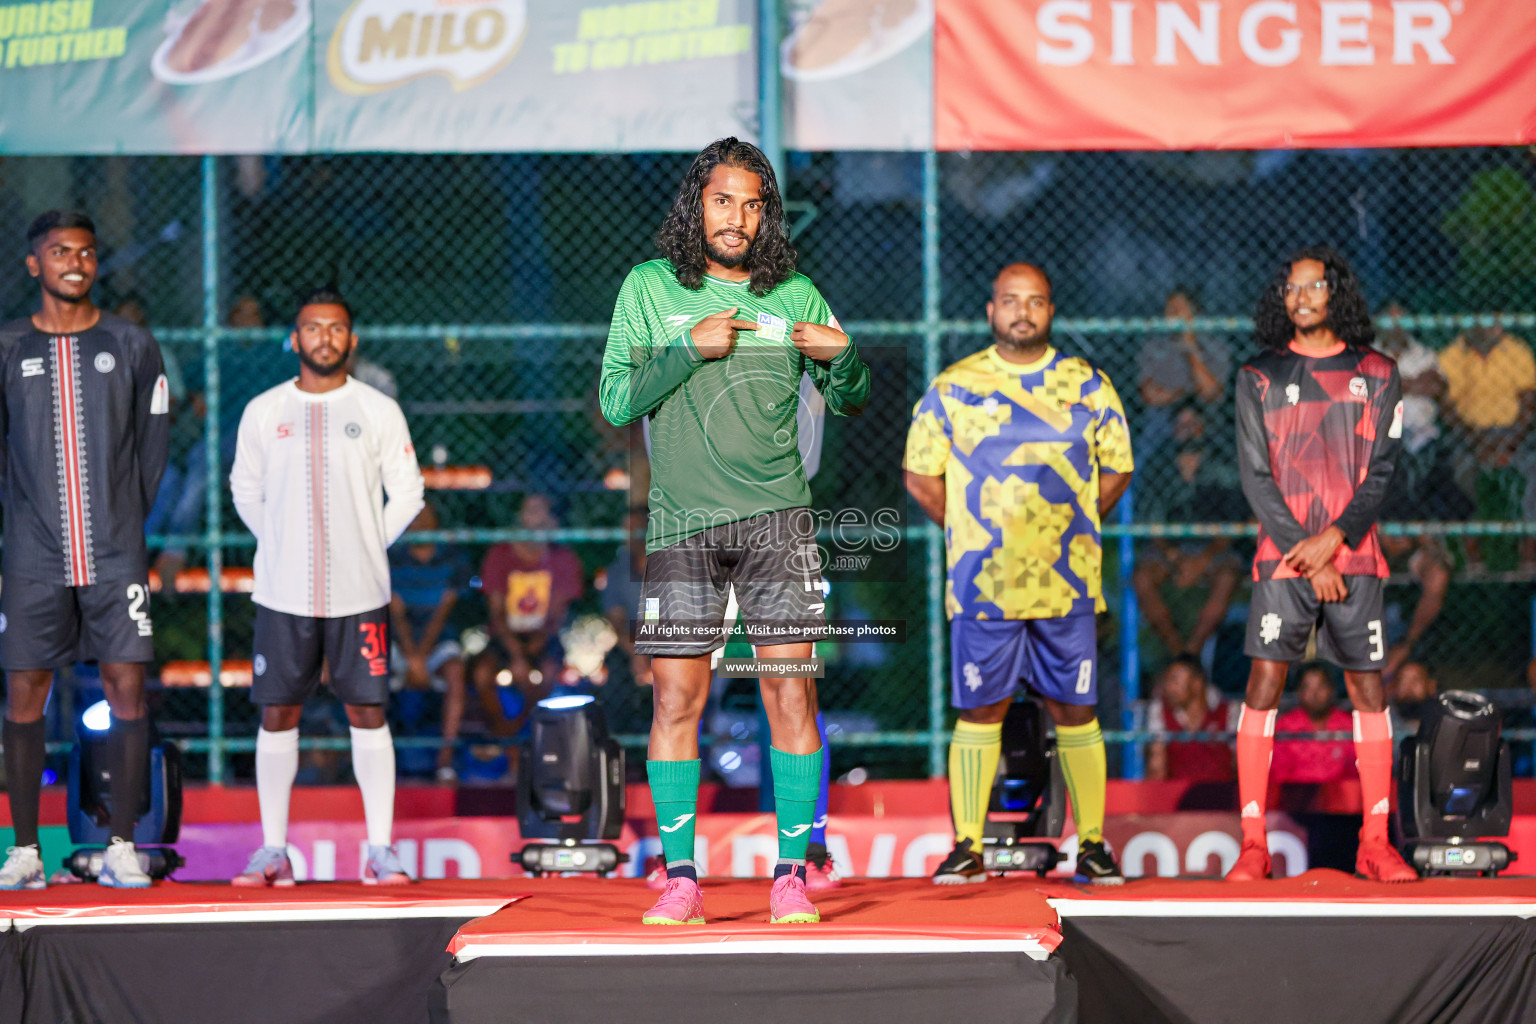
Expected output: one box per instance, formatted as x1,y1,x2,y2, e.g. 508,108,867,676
1353,710,1393,845
1236,705,1276,848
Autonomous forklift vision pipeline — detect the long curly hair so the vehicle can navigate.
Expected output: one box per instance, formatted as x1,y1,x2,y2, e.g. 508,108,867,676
1254,245,1376,351
655,138,796,296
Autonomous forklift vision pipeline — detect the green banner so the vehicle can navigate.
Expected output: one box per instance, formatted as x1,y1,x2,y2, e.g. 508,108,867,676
0,0,311,153
316,0,757,151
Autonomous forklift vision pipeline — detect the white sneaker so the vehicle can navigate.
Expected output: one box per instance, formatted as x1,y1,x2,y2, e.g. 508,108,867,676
98,838,152,889
0,845,46,890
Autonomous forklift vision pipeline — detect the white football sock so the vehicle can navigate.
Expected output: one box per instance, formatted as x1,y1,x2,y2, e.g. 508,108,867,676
255,727,300,850
350,725,396,848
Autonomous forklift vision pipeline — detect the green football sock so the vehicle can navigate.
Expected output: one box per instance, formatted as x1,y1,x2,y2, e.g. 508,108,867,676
770,746,823,877
647,759,700,880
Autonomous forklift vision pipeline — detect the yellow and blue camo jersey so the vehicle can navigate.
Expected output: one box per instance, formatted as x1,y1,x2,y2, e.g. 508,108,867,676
904,346,1134,621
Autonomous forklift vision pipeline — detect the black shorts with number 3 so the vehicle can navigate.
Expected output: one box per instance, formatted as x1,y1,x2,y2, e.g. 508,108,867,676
251,604,391,706
1243,576,1386,672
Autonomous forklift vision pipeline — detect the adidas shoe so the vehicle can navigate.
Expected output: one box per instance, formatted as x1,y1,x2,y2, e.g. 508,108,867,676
932,838,987,885
1225,841,1272,882
98,838,152,889
1073,840,1124,885
1357,839,1418,883
804,850,844,891
0,845,46,891
232,846,296,888
363,844,412,885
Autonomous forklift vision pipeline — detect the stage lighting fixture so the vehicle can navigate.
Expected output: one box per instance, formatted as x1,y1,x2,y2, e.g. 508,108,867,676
67,702,184,881
982,698,1066,877
515,694,627,877
1397,691,1514,878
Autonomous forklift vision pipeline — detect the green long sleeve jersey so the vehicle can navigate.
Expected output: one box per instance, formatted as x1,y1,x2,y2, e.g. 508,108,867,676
599,259,871,552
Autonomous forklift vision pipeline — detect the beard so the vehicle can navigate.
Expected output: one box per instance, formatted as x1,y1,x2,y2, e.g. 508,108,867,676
299,347,348,377
706,233,754,269
992,319,1048,351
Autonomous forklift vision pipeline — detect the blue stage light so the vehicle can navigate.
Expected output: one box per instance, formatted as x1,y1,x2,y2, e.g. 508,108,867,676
537,694,595,711
81,700,112,732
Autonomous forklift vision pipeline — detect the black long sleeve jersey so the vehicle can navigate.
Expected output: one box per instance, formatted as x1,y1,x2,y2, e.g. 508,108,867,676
0,313,170,586
1236,341,1403,582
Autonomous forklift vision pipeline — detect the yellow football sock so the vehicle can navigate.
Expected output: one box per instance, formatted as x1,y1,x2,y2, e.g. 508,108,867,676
1056,719,1107,845
948,719,1003,848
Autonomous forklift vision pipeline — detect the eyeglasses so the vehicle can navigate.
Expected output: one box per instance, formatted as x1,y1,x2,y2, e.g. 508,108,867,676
1282,280,1329,298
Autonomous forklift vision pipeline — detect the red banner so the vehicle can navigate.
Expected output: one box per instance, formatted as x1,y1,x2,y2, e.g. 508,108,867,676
936,0,1536,150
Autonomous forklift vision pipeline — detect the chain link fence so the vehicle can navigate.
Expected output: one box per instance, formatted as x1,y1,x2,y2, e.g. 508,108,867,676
3,146,1536,783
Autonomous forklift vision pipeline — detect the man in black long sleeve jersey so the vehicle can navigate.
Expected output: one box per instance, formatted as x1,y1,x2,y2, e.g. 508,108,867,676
1227,246,1415,884
0,211,170,890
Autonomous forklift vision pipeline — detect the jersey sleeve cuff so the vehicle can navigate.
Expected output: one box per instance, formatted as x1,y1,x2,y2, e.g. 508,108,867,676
679,331,704,363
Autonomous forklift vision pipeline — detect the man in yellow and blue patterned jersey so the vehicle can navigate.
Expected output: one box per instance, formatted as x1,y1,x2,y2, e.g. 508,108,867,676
905,263,1133,886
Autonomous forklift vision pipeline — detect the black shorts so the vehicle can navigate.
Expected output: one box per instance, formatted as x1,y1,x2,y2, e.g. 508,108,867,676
635,508,829,657
251,604,391,706
0,575,155,670
1243,577,1387,672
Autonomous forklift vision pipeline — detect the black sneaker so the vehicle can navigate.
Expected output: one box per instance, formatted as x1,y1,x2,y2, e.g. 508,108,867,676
932,839,987,885
1073,840,1124,885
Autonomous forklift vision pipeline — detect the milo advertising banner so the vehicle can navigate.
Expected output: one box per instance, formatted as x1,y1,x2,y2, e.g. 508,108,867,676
315,0,758,151
0,0,312,152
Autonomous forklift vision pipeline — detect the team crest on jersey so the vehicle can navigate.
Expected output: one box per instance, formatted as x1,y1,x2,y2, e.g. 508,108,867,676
755,312,788,342
1285,384,1299,405
981,397,1000,415
94,352,115,373
345,423,362,439
1348,376,1367,398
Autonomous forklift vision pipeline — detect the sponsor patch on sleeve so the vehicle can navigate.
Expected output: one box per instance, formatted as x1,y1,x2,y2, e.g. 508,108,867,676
1388,400,1403,439
150,374,170,415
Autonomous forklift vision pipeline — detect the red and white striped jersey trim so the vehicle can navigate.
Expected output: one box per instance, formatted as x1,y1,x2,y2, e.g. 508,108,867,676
306,401,329,618
50,336,94,586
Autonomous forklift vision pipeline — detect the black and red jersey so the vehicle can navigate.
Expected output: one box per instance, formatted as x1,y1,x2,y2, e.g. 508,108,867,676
0,313,170,587
1236,341,1402,581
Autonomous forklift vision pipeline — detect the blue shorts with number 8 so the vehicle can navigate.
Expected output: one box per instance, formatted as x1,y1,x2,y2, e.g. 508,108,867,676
950,613,1098,709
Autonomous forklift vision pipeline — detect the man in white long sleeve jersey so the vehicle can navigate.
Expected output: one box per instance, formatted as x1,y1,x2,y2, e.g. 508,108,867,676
229,289,425,886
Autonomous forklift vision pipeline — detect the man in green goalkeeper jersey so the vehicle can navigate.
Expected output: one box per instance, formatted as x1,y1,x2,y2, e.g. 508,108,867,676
599,138,870,925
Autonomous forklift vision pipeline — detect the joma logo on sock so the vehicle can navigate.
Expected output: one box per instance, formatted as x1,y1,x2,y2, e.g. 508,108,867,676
660,814,694,833
780,824,811,838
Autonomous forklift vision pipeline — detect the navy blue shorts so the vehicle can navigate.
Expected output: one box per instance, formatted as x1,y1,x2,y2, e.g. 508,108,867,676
951,614,1097,709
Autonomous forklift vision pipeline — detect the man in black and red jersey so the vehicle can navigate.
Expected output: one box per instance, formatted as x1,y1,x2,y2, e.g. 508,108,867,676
1227,246,1416,883
0,211,170,890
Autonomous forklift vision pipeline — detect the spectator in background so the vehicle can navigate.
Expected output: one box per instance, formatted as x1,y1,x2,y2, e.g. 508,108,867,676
1387,660,1438,744
1270,663,1354,784
1134,403,1247,660
1137,288,1230,455
388,502,472,782
1439,319,1536,569
1376,302,1459,678
1146,655,1238,782
154,293,282,580
601,507,653,688
472,494,583,694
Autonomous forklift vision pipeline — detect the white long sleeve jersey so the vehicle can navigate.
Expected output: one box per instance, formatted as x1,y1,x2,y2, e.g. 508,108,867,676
231,377,425,619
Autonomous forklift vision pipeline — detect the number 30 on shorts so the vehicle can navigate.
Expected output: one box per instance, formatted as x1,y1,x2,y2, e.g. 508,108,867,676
1367,619,1384,662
